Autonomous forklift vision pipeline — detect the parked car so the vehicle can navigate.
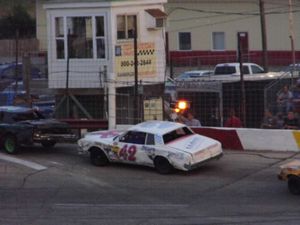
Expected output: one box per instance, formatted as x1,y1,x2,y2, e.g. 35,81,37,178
0,106,77,154
78,120,223,174
0,81,25,105
0,62,42,80
282,64,300,77
278,160,300,195
175,70,213,81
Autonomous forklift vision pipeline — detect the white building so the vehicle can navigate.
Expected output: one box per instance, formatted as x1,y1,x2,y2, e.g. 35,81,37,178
39,0,167,88
165,0,300,68
36,0,167,126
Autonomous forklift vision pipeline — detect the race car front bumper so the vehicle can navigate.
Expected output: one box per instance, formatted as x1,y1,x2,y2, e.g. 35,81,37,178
33,133,78,143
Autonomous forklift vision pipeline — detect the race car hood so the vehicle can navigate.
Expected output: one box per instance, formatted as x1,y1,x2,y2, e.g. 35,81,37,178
279,160,300,170
18,119,69,128
166,134,220,154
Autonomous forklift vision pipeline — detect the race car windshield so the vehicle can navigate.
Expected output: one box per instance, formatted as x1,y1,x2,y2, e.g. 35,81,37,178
163,127,193,144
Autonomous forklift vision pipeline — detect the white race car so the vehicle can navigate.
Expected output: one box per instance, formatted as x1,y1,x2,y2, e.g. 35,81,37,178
78,121,223,174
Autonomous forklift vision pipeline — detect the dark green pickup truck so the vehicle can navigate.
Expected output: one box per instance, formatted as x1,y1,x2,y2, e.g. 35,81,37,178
0,106,77,154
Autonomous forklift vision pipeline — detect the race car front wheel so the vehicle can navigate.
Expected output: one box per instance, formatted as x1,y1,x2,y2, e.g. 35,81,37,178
288,176,300,195
3,135,18,154
154,156,174,174
90,148,109,166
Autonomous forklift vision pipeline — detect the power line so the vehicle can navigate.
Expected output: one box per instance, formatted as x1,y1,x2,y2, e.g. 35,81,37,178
168,6,300,17
168,5,298,22
167,14,257,33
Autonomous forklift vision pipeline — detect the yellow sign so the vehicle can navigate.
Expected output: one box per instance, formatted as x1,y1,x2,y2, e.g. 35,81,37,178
115,42,156,79
144,98,163,121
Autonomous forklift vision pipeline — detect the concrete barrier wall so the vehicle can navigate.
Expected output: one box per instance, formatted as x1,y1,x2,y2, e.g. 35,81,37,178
115,124,300,152
192,127,300,152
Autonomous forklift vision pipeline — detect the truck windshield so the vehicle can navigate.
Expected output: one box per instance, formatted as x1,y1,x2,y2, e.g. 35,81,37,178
214,66,236,75
163,127,193,144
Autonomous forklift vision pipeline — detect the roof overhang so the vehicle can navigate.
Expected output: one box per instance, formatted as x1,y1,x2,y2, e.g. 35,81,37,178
145,8,167,18
44,0,167,10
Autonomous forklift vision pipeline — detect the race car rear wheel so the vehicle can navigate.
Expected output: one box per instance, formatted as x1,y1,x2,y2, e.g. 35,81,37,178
90,148,109,166
3,135,18,154
154,156,174,174
288,176,300,195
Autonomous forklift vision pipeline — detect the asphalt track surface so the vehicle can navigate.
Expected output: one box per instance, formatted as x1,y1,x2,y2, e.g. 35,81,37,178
0,144,299,225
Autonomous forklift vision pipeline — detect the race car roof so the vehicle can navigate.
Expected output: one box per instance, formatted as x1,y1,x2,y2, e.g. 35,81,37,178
128,121,187,135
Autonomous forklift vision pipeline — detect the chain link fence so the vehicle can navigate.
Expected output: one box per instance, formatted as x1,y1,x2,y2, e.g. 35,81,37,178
169,53,300,129
1,4,299,130
1,38,299,129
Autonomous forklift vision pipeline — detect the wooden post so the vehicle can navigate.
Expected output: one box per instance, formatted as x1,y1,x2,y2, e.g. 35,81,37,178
259,0,268,72
238,33,246,127
14,29,19,95
22,54,31,107
133,15,139,123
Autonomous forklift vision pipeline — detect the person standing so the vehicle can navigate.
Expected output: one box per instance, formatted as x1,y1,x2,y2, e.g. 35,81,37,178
179,112,201,127
277,84,292,114
292,79,300,113
224,108,242,128
261,110,277,129
283,111,299,130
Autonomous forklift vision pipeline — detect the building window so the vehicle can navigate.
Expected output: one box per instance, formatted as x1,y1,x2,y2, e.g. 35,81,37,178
179,32,191,50
67,17,93,59
212,32,225,50
54,15,106,60
96,16,105,58
117,15,137,40
55,17,65,59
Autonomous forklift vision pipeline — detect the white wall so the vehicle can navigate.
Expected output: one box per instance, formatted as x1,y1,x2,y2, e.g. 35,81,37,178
46,7,111,89
43,0,167,89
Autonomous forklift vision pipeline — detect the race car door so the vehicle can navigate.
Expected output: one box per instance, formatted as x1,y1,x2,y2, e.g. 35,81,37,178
116,130,154,166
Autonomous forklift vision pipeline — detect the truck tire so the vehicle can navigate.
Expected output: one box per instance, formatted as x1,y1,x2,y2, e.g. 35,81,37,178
154,156,174,174
41,141,56,148
288,176,300,195
3,135,18,154
90,148,109,166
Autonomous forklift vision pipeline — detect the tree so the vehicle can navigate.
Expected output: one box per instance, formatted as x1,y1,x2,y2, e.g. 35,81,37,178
0,4,36,39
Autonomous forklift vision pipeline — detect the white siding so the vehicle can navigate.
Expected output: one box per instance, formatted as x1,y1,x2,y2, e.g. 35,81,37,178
41,1,167,89
166,0,300,51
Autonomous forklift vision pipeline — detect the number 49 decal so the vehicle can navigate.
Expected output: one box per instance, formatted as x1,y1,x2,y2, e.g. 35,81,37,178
119,145,137,161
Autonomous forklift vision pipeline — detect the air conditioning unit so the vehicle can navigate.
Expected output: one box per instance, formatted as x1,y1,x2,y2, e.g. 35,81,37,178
145,9,167,30
155,18,164,28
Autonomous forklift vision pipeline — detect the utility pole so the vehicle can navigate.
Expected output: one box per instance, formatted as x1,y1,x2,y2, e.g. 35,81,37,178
102,65,108,119
259,0,268,72
238,33,246,127
23,54,31,107
66,30,71,117
133,15,139,123
288,0,296,84
14,28,19,96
